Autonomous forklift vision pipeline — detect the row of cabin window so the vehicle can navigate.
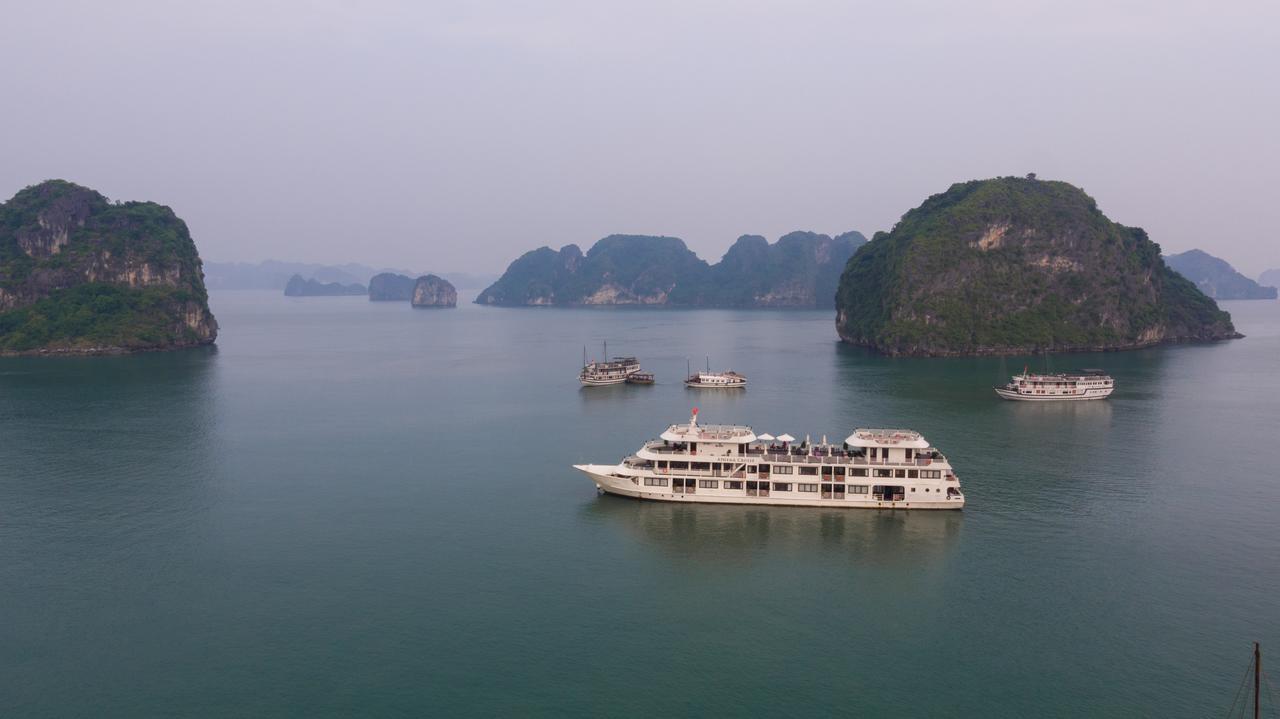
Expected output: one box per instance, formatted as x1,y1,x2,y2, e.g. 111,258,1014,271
649,478,878,494
650,470,942,486
643,479,949,496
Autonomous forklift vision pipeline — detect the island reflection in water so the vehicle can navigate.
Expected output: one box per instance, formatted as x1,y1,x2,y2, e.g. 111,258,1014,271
582,493,963,567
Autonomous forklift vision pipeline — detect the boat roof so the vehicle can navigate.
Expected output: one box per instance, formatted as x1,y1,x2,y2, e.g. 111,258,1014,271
661,422,756,443
1015,370,1111,380
843,428,929,449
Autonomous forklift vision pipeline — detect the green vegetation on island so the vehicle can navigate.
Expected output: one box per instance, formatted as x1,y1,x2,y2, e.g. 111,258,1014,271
835,176,1239,356
0,180,217,354
1165,249,1277,300
476,231,865,307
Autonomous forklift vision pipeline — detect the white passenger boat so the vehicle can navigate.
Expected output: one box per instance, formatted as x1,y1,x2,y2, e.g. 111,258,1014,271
684,370,746,388
580,342,642,386
574,409,964,509
684,357,746,388
994,368,1114,401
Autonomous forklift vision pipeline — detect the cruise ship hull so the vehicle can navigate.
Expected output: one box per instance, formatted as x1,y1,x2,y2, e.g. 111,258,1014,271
994,387,1113,401
574,464,963,510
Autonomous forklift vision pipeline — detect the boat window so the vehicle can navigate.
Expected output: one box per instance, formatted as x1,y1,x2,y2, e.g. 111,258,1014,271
758,464,770,472
798,483,818,492
874,469,892,478
799,466,818,476
773,465,793,475
772,482,791,492
894,469,906,478
643,477,668,487
850,468,868,477
908,470,918,478
747,466,757,473
849,485,869,494
725,481,743,490
920,470,941,479
698,480,718,489
833,466,846,476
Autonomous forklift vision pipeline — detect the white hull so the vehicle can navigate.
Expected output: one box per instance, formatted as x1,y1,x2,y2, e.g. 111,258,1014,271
685,381,746,389
994,387,1113,401
580,376,628,386
575,464,963,510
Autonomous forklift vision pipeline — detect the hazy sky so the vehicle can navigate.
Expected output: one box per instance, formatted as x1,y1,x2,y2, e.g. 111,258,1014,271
2,1,1278,276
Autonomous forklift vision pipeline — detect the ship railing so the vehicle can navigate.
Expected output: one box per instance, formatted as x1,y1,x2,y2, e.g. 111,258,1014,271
645,449,946,467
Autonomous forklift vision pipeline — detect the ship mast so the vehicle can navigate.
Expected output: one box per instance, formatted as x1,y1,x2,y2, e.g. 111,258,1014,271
1256,641,1261,719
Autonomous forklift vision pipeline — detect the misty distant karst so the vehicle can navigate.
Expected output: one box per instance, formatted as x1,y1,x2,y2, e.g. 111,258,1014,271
283,275,366,297
1165,250,1277,300
368,273,418,301
476,231,865,307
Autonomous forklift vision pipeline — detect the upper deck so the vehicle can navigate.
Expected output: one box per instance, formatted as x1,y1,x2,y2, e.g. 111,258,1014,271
660,422,756,443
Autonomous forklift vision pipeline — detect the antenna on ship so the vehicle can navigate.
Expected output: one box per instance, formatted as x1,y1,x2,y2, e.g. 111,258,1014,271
706,355,711,372
1224,642,1271,719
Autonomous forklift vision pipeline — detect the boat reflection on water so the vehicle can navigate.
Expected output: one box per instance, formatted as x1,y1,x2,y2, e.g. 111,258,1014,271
581,492,963,567
1004,396,1114,420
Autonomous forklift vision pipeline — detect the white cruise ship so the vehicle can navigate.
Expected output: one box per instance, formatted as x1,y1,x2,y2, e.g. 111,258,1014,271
994,369,1114,401
574,409,964,509
684,370,746,389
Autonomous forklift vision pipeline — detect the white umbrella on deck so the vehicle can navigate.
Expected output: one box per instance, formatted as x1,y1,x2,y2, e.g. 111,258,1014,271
776,433,795,444
756,433,775,442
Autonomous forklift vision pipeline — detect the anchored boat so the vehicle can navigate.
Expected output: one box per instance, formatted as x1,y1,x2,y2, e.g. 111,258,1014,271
995,368,1114,401
574,408,964,509
579,341,643,386
684,357,746,388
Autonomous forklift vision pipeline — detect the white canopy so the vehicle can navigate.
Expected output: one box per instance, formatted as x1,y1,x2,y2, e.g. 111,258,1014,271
755,433,775,441
776,433,796,443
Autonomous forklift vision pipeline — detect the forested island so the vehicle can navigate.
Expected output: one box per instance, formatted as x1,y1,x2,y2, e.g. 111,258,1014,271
1165,250,1277,300
835,176,1240,356
0,180,217,354
476,231,865,308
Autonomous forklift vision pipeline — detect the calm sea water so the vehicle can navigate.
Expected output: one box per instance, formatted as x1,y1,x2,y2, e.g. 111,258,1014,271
2,291,1278,717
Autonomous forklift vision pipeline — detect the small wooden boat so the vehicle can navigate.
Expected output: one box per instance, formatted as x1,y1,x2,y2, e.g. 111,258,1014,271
625,372,655,385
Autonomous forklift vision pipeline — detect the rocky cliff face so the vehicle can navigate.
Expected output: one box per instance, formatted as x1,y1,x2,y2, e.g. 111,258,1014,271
476,231,863,307
1165,249,1277,300
835,177,1240,356
368,272,417,301
411,274,457,307
0,180,217,354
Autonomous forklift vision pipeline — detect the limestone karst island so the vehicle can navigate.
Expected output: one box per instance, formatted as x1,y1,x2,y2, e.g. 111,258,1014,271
477,231,864,308
0,180,217,355
833,176,1240,356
